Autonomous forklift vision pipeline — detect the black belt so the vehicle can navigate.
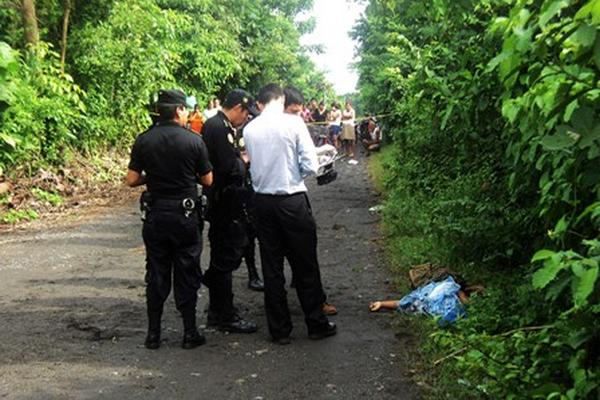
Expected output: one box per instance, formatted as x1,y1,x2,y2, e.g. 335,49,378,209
152,196,197,210
255,192,305,198
140,192,199,220
145,193,198,215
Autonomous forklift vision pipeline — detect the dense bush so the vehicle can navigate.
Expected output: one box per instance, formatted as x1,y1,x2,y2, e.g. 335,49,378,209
0,0,327,172
353,0,533,269
354,0,599,398
71,0,229,142
0,42,84,173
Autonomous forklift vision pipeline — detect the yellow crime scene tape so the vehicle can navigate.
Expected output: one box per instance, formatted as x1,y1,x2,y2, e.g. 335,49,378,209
147,111,395,125
305,112,395,126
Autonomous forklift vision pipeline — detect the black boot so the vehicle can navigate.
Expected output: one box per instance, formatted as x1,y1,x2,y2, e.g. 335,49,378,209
181,308,206,349
308,321,337,340
144,331,161,349
182,330,207,349
182,308,197,333
145,310,162,349
247,265,264,292
206,305,219,327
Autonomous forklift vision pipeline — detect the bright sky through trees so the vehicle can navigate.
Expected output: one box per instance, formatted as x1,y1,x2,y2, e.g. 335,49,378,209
300,0,366,95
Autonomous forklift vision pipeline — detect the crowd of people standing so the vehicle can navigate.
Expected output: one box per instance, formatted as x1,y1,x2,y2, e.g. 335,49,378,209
298,99,383,160
186,94,382,159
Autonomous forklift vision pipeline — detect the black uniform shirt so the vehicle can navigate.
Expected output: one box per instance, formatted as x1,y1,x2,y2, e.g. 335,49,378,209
128,121,212,198
201,111,245,190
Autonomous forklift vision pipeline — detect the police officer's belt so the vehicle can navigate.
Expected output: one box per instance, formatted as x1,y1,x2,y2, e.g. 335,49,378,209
151,196,198,211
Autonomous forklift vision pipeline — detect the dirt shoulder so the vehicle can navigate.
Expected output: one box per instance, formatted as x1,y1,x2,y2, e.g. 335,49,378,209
0,150,134,233
0,155,419,400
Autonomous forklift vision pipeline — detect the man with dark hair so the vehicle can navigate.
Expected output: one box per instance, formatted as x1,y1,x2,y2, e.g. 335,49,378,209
244,83,337,344
201,89,260,333
283,86,304,116
126,89,213,350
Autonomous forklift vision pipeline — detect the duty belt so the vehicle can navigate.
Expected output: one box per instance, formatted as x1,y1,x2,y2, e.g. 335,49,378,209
181,198,196,218
141,192,199,219
153,197,197,217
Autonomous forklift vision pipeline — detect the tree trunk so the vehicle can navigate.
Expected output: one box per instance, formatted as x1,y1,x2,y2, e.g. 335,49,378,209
21,0,39,46
60,0,71,72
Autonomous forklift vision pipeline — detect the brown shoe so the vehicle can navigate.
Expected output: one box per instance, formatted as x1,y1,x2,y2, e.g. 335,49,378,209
322,302,337,316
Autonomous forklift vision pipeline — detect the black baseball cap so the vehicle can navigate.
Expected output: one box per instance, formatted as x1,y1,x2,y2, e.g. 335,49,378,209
223,89,260,116
156,89,191,107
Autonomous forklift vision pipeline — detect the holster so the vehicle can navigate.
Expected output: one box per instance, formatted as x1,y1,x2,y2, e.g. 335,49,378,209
140,191,152,220
205,182,250,223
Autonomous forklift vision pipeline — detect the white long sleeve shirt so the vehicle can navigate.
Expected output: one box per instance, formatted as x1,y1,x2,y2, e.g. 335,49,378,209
243,102,319,195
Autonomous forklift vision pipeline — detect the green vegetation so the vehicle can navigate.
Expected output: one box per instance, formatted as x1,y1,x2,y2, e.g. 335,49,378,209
0,0,332,175
2,0,599,397
356,0,599,398
31,187,63,206
0,208,39,224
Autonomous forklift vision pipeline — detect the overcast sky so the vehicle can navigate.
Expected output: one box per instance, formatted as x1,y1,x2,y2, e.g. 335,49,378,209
300,0,366,95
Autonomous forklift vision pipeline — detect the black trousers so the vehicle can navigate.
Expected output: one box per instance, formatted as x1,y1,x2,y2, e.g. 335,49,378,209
203,208,248,322
236,219,258,276
142,206,202,333
253,192,328,339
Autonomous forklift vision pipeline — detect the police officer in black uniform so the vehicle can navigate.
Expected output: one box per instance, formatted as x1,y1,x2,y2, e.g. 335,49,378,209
126,89,213,350
201,89,259,333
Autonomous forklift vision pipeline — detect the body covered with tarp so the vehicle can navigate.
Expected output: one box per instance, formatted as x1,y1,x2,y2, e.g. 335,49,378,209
397,276,465,324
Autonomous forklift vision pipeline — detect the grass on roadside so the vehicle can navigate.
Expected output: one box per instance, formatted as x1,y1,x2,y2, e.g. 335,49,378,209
366,146,394,194
31,188,64,206
0,147,131,228
367,147,489,399
0,208,39,224
368,147,550,399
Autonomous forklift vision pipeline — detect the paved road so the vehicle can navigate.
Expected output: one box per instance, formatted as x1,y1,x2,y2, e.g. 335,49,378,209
0,157,418,399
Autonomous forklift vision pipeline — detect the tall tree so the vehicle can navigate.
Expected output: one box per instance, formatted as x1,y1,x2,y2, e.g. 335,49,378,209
21,0,39,45
60,0,71,71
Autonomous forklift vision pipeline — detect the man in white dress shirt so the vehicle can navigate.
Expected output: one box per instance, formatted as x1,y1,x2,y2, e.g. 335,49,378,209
243,83,337,344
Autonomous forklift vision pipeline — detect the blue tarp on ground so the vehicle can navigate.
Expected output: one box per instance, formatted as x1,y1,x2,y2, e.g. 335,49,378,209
397,276,465,324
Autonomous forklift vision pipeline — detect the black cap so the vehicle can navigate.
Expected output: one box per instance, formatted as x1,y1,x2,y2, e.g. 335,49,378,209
156,89,188,107
223,89,260,116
